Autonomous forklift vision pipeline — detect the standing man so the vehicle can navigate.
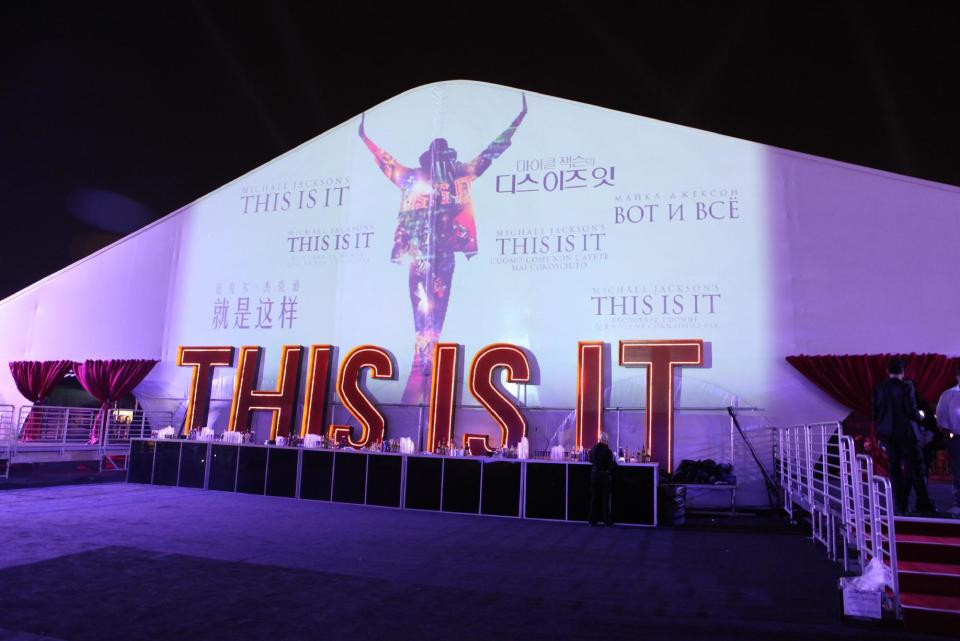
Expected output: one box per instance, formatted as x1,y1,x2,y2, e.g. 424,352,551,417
873,357,935,515
589,433,616,526
935,364,960,517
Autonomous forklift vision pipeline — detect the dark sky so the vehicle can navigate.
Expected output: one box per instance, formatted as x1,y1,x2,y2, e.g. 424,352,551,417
2,3,958,300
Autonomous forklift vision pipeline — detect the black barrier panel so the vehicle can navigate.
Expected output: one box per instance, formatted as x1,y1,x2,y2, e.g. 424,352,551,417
332,451,367,504
524,462,566,520
613,465,656,525
128,440,155,484
237,447,267,495
266,448,298,498
153,441,181,486
442,459,481,514
178,443,208,489
567,463,592,522
366,454,402,508
481,461,522,517
300,450,333,501
404,456,442,510
209,444,239,492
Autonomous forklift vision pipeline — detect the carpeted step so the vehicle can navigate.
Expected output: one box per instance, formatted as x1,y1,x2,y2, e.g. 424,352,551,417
895,517,960,539
899,560,960,576
896,534,960,565
898,562,960,597
900,592,960,636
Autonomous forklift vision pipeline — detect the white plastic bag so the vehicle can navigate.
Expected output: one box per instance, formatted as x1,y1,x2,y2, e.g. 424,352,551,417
851,557,894,591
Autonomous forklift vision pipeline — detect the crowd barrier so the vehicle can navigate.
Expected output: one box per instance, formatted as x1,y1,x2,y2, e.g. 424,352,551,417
775,423,899,618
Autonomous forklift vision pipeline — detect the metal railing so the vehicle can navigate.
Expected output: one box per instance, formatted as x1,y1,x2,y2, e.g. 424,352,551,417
774,423,900,617
0,404,13,479
0,404,10,479
10,405,173,456
871,475,900,619
0,404,14,440
778,422,847,563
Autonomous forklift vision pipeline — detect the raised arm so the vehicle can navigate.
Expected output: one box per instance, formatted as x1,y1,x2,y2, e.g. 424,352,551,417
466,93,527,178
359,113,412,188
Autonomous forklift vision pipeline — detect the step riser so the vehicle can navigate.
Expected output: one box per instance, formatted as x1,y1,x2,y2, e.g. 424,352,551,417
899,572,960,597
895,520,960,538
896,543,960,565
903,608,960,636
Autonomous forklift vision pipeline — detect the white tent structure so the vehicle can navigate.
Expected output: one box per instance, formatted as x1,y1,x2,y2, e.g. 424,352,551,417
1,81,957,501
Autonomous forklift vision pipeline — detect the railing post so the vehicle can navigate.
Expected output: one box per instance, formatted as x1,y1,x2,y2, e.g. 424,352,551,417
803,425,814,504
416,404,424,452
62,408,69,445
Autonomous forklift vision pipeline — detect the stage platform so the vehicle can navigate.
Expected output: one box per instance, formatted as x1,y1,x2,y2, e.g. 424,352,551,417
0,484,933,641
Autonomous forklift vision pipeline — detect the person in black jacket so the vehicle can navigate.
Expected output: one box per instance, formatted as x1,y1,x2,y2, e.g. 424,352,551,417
589,433,616,526
872,357,935,515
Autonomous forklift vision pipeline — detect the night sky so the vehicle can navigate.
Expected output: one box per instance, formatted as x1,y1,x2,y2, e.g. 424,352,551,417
2,3,958,300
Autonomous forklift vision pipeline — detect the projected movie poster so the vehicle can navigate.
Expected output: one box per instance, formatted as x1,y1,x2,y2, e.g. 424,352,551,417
163,82,771,409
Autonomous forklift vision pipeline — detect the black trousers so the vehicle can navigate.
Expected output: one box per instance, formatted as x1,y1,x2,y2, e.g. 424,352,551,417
589,468,613,525
881,436,933,512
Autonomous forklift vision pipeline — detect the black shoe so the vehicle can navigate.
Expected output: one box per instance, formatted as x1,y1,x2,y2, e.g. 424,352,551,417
589,521,598,527
604,521,614,527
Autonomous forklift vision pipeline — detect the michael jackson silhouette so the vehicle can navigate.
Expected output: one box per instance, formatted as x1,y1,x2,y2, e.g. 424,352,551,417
359,94,526,402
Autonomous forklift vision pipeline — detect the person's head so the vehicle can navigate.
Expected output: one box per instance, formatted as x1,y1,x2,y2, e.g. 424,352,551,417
599,433,609,445
419,138,458,171
887,357,905,379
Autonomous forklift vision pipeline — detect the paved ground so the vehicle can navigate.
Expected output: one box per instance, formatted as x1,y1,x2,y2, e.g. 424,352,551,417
0,484,924,641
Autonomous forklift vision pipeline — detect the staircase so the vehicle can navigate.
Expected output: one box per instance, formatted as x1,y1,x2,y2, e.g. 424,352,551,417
895,517,960,636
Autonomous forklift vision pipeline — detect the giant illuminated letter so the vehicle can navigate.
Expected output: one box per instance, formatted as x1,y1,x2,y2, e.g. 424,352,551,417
177,346,234,435
619,339,703,472
300,344,334,437
467,343,530,452
329,345,394,448
575,341,605,450
228,345,304,439
426,343,459,453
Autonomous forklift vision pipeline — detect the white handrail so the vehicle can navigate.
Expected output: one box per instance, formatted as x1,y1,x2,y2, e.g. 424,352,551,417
11,404,173,456
773,423,900,619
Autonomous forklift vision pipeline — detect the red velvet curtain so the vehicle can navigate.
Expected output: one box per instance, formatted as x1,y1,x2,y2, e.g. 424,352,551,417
73,359,158,444
786,353,960,476
786,354,959,412
8,360,73,440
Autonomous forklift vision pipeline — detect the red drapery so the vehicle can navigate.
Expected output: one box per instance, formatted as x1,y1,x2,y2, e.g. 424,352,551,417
786,353,960,476
73,359,158,444
8,360,73,440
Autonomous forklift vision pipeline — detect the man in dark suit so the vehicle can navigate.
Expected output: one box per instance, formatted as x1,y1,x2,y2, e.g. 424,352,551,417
873,357,935,515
